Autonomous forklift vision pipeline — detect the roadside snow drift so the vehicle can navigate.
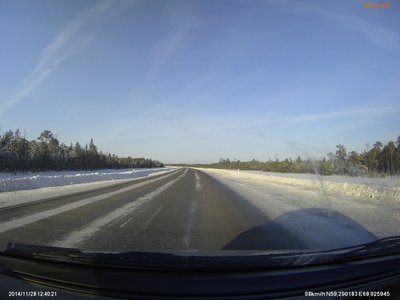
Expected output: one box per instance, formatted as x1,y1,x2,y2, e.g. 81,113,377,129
0,168,170,193
199,169,400,203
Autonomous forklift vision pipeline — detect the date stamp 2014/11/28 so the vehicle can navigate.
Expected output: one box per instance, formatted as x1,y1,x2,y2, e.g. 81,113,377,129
8,290,58,297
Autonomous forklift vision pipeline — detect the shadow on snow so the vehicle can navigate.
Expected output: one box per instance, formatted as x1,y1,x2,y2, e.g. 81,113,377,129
222,208,377,251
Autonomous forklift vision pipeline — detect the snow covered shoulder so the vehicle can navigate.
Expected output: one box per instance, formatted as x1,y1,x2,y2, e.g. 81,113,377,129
0,168,172,193
198,168,400,203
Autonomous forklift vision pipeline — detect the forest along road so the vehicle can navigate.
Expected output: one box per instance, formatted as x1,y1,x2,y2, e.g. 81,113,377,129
0,168,386,252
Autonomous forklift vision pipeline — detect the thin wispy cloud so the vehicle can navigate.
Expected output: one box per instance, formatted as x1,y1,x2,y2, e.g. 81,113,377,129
0,0,128,116
351,18,400,52
271,0,400,53
322,11,400,53
110,106,400,140
189,106,400,133
267,106,400,124
146,4,199,77
146,26,189,77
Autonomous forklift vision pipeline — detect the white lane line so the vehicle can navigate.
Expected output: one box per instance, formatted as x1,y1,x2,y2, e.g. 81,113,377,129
183,171,202,248
140,205,163,231
194,172,202,192
119,216,134,228
129,205,163,241
50,169,188,247
0,170,181,234
183,198,198,248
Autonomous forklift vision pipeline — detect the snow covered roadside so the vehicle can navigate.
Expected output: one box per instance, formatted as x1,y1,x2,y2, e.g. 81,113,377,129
0,168,170,193
199,169,400,204
196,168,400,249
0,168,175,209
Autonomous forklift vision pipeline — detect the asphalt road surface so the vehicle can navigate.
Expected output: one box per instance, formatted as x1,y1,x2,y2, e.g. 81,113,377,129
0,168,307,251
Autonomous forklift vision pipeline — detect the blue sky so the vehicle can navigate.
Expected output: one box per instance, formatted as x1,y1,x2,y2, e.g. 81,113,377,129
0,0,399,163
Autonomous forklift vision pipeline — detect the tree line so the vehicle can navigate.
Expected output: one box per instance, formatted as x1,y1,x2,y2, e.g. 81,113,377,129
178,136,400,176
0,129,164,173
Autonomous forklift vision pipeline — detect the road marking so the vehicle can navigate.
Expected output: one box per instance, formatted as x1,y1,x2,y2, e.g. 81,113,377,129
0,169,181,234
194,172,202,192
183,170,201,248
141,205,163,231
50,169,188,248
183,197,198,248
119,216,134,228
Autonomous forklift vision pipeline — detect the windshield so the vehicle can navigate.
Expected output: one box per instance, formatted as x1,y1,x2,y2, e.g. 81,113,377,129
0,0,399,261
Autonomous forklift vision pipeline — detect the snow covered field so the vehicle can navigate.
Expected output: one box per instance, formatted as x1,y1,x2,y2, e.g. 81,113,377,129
197,168,400,249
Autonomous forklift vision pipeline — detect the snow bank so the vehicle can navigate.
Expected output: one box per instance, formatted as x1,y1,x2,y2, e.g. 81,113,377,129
0,168,170,193
199,169,400,203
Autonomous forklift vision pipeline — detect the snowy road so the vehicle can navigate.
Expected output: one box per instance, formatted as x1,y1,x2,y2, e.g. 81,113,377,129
0,168,399,251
